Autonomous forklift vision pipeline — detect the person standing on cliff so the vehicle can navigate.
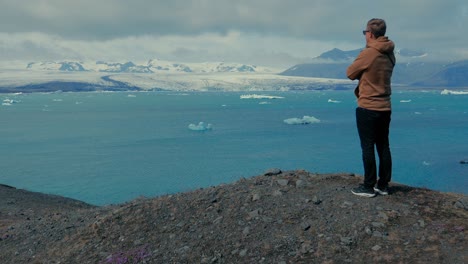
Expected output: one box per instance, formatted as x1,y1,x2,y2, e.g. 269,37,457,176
347,18,396,197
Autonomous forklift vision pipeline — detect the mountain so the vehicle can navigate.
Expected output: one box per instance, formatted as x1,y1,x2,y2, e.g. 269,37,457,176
24,60,264,74
280,48,468,87
27,61,86,72
5,49,466,93
313,48,361,62
95,61,153,73
413,60,468,87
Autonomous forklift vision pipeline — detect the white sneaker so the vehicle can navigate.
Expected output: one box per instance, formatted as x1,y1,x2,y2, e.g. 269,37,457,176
373,187,389,195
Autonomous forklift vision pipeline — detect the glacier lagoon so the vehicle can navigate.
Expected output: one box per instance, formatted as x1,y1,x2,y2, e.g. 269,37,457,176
0,89,467,205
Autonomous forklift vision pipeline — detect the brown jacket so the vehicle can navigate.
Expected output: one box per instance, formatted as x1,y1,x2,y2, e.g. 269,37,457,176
347,36,395,111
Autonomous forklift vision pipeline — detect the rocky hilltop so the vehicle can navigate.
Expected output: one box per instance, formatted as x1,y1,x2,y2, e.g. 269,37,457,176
0,170,466,263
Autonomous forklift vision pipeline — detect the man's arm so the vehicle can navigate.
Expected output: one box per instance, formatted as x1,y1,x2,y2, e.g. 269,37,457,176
346,49,372,80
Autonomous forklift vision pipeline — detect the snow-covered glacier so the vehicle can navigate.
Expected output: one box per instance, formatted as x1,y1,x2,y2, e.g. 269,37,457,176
0,60,354,92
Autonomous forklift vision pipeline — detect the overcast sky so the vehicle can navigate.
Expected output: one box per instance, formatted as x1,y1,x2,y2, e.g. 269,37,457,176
1,0,467,68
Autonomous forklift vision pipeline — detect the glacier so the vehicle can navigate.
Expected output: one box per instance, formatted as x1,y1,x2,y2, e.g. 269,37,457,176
0,59,354,93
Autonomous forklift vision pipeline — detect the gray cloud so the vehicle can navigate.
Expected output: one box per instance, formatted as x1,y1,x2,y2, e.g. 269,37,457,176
1,0,467,67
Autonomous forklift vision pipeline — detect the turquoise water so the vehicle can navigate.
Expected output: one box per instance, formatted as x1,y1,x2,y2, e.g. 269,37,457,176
1,90,467,205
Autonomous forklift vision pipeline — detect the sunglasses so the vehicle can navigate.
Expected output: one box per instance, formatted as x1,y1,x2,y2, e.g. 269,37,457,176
362,30,370,35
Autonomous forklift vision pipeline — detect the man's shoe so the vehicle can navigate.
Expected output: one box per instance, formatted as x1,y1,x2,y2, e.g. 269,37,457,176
351,185,376,198
374,186,389,195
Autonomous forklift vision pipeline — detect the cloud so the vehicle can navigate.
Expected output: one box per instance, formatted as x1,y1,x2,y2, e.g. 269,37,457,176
1,1,467,66
2,1,465,41
0,31,349,68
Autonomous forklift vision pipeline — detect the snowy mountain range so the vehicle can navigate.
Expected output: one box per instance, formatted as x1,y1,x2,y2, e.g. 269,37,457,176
1,47,466,93
25,60,266,74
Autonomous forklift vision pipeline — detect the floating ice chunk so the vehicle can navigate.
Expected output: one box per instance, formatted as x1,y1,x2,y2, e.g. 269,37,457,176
240,94,284,99
128,94,136,97
2,98,20,106
188,122,213,131
441,89,468,95
3,98,19,103
422,161,431,166
168,93,189,96
400,100,412,103
328,99,341,103
259,101,271,105
284,115,321,125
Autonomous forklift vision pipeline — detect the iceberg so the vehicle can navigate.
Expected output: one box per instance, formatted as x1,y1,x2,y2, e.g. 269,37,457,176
2,98,19,106
188,122,213,131
441,89,468,95
284,115,321,125
400,100,412,103
327,99,341,103
240,94,284,99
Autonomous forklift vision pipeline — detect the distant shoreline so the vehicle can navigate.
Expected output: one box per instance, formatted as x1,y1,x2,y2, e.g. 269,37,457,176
1,81,464,94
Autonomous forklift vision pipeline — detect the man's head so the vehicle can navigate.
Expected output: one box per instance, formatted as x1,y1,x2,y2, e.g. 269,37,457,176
365,18,387,38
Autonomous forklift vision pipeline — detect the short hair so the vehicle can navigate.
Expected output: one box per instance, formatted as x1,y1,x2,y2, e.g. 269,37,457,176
367,18,386,37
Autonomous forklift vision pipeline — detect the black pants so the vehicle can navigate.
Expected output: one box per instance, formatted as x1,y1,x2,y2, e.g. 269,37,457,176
356,107,392,189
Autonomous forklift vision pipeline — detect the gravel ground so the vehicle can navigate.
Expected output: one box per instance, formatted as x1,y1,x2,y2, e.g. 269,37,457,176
1,170,467,264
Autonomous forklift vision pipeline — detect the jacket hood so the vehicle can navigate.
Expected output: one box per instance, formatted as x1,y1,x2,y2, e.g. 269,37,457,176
367,36,394,54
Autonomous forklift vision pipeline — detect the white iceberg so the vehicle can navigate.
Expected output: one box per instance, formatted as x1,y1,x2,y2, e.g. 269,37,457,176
240,94,284,99
441,89,468,95
400,99,412,103
188,122,213,131
2,98,20,106
328,99,341,103
284,115,321,125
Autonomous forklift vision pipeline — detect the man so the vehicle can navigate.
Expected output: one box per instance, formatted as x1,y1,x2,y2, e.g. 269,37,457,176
347,18,395,197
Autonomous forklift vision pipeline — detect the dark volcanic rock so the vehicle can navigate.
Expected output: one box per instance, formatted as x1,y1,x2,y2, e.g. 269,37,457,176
0,171,466,263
